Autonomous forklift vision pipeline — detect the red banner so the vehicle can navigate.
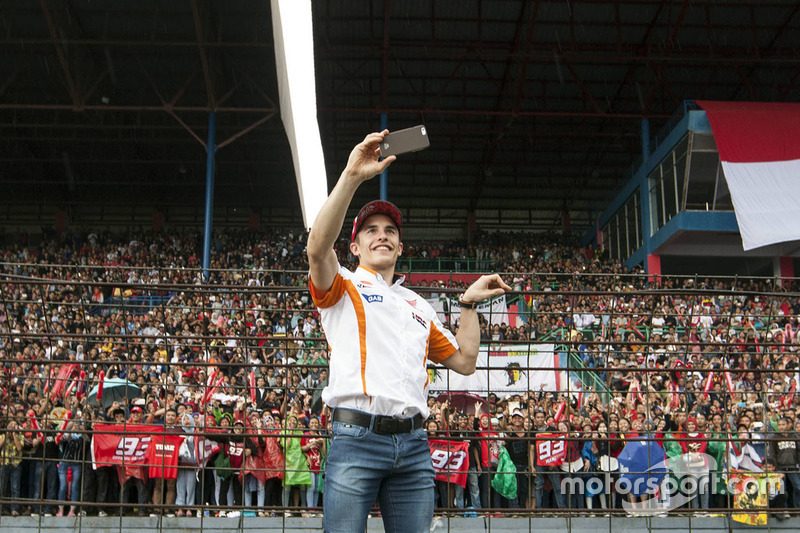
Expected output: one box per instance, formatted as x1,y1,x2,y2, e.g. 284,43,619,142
91,424,184,479
429,439,469,488
535,433,566,467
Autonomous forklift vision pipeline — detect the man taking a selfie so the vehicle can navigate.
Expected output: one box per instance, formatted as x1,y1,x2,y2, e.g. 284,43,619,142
307,130,510,532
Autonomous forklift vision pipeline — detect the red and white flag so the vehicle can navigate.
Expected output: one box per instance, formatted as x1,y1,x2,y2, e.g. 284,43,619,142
697,101,800,251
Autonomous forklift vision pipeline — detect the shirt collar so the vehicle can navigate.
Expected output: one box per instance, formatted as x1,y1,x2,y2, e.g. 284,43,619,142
356,265,405,287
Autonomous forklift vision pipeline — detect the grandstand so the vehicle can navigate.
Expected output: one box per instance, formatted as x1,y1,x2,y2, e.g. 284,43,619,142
2,2,800,533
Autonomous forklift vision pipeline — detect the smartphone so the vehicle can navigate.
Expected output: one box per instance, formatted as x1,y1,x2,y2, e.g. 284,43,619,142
380,125,430,157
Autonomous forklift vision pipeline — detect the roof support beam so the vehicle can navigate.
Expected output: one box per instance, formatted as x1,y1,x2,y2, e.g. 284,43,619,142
191,0,217,109
321,107,666,120
379,0,390,111
39,0,81,109
471,1,539,211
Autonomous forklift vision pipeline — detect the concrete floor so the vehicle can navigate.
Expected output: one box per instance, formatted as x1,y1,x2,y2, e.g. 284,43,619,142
0,514,796,532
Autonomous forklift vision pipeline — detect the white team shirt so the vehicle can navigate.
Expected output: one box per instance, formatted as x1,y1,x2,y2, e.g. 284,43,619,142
310,265,458,418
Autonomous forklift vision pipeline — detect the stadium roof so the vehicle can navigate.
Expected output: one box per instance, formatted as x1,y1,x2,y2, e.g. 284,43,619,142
2,1,799,234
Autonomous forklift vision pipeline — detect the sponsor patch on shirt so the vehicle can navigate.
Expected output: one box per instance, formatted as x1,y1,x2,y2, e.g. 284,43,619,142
411,312,427,328
362,293,383,304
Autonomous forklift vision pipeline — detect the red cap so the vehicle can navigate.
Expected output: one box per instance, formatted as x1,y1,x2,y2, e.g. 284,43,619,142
131,406,143,414
351,201,402,242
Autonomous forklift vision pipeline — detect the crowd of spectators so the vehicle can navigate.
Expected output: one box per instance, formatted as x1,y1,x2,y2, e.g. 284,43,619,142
0,227,799,518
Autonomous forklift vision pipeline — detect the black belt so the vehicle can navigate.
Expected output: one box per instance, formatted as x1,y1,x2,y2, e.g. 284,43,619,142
332,409,424,435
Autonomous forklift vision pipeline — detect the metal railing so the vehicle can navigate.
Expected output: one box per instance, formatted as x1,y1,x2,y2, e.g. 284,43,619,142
1,264,799,532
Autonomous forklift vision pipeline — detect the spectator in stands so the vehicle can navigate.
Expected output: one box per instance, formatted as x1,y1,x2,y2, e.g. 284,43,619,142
82,407,115,517
769,417,800,509
259,413,284,514
55,413,86,517
120,406,149,516
532,409,565,509
454,412,480,510
241,412,266,516
0,419,23,516
678,417,709,509
30,410,60,517
150,407,180,516
505,409,533,509
474,412,502,510
280,414,311,516
174,413,197,517
4,224,800,521
301,416,326,513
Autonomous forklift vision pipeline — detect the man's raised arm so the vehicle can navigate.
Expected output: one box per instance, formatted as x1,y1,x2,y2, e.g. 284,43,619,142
306,131,395,291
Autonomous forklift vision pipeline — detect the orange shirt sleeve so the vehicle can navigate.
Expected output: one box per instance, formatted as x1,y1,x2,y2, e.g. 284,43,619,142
309,273,345,308
427,323,457,364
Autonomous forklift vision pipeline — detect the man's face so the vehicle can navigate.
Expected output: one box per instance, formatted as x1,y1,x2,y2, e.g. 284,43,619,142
349,214,402,271
534,412,545,427
165,411,177,425
131,411,143,422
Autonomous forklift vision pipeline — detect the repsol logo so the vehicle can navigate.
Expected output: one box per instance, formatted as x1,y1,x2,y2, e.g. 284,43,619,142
362,293,383,304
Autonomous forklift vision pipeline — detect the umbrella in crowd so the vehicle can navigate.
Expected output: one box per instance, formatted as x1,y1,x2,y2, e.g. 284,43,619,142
435,391,488,415
618,439,667,497
87,377,141,409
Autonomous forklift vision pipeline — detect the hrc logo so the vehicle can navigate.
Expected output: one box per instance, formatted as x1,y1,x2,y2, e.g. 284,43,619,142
362,293,383,303
411,312,427,328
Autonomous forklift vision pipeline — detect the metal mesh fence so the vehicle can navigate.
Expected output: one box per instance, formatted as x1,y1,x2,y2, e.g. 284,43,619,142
1,263,799,531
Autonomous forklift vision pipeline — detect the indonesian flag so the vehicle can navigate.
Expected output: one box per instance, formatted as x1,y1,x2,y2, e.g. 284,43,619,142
696,101,800,251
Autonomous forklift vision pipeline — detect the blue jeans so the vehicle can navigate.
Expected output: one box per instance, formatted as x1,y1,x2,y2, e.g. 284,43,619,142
782,469,800,508
57,461,82,506
306,472,320,508
466,465,480,508
534,463,565,509
30,460,59,514
323,414,434,533
243,474,264,508
0,463,22,512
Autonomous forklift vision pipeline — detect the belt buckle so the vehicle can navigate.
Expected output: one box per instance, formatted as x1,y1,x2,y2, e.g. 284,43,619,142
376,416,399,434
